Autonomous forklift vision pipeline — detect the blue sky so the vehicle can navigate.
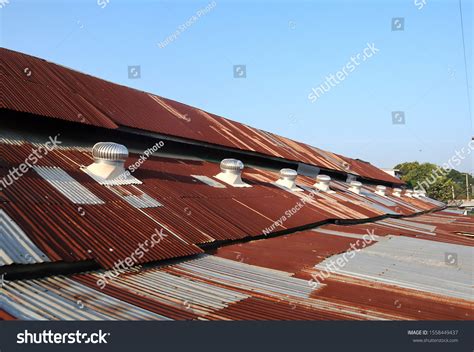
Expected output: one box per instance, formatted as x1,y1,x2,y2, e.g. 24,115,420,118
1,0,472,173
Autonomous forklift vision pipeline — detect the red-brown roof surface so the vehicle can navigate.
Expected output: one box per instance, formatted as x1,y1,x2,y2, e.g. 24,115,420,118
2,49,471,322
1,48,402,185
0,140,442,269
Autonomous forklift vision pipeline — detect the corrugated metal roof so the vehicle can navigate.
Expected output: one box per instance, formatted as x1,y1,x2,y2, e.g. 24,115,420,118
1,72,119,129
0,139,443,270
313,235,473,301
1,47,403,185
212,219,473,320
33,166,104,205
206,297,353,321
76,255,393,320
170,255,315,299
0,276,169,320
376,218,437,235
3,48,472,321
122,193,162,208
191,175,226,188
319,216,474,246
0,209,50,266
81,166,142,186
84,268,250,317
2,209,472,321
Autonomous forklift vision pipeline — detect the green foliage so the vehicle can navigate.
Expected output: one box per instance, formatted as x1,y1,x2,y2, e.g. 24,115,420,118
394,162,472,202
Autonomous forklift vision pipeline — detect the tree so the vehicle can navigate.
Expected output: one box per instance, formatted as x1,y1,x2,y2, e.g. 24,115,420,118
394,162,471,202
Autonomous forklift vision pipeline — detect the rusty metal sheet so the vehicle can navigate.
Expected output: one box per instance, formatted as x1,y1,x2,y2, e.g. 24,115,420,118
1,47,403,185
314,235,473,301
0,138,442,271
0,276,169,320
0,209,51,266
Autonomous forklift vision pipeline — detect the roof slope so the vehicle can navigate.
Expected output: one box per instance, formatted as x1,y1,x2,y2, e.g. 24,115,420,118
0,140,442,270
3,48,471,322
1,48,401,185
2,211,472,321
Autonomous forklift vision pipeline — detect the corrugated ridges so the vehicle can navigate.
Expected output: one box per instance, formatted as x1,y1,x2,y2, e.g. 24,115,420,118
1,72,118,129
313,235,473,301
215,229,376,274
0,209,51,266
1,47,402,185
0,276,169,320
207,297,355,320
0,143,202,268
168,255,317,298
78,267,250,318
2,219,472,321
212,217,473,320
33,166,105,205
0,141,442,268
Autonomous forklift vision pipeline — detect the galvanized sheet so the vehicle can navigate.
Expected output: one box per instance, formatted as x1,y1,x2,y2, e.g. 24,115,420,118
81,167,142,186
172,255,315,298
122,193,162,208
315,235,474,301
0,209,51,266
191,175,226,188
0,276,170,320
33,166,104,205
380,218,437,233
87,268,249,316
311,228,381,241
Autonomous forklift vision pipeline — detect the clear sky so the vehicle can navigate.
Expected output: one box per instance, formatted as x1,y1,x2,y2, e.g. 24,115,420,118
1,0,472,173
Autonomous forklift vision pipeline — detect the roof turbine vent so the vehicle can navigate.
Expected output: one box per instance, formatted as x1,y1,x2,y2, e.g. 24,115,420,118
392,188,402,197
214,158,250,187
414,189,426,198
314,174,332,192
375,185,386,196
92,142,129,161
275,168,303,191
348,181,362,194
84,142,141,185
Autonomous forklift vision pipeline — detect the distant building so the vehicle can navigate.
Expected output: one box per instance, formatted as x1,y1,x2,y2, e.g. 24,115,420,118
381,168,402,179
459,200,474,209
